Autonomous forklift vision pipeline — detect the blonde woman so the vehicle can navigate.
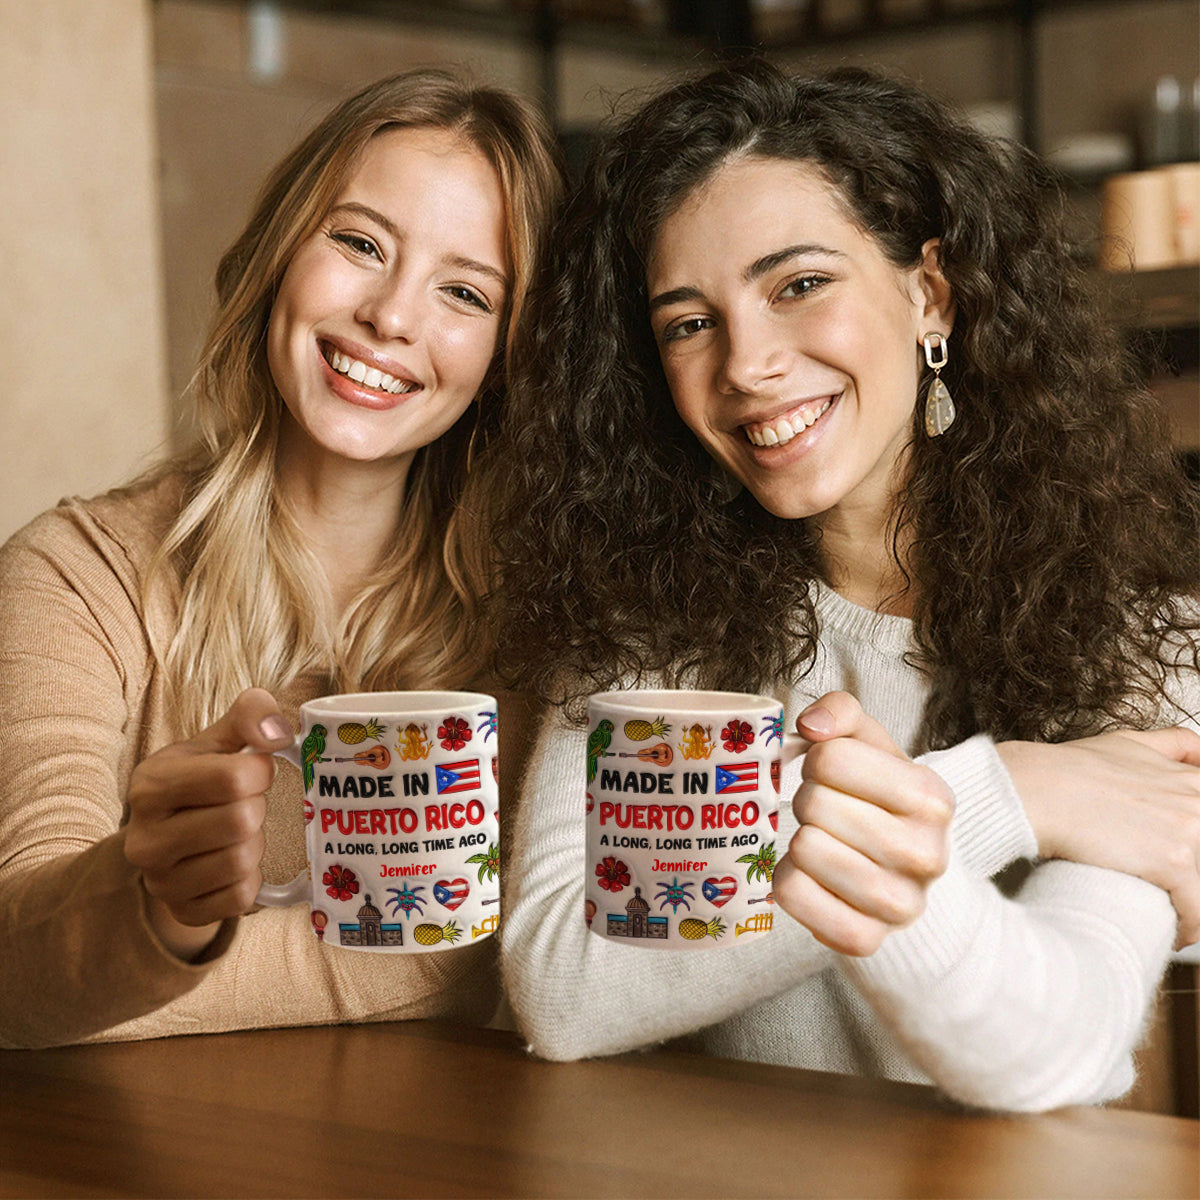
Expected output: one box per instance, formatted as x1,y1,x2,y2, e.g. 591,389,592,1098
0,69,562,1048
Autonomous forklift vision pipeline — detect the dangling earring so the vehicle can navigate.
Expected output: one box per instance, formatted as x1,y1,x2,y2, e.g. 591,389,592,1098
922,332,955,437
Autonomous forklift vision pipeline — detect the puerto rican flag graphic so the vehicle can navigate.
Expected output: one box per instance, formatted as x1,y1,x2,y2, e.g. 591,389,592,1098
702,876,738,907
436,759,481,794
715,762,758,793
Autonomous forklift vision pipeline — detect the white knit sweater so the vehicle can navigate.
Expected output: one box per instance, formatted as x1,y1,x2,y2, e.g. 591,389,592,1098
500,582,1193,1112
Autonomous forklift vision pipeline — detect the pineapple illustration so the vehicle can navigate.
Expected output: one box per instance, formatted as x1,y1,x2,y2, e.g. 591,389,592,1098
678,916,725,941
624,716,671,742
413,920,463,946
338,718,386,745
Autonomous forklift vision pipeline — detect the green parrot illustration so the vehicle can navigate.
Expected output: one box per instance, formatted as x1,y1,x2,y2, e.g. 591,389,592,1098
301,723,329,792
586,719,614,785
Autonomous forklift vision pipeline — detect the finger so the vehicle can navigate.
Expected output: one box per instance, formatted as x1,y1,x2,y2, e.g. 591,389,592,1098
772,855,893,957
160,871,266,927
187,688,294,756
795,779,951,879
800,738,955,821
141,832,266,913
131,747,277,814
125,795,268,873
1119,726,1200,769
786,822,930,928
795,692,905,758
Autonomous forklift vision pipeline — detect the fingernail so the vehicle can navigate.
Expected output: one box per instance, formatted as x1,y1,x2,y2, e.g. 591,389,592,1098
259,715,292,744
799,705,835,736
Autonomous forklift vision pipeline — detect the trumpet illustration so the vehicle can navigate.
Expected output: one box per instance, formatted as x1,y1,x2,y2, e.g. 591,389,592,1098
735,913,774,936
473,914,500,939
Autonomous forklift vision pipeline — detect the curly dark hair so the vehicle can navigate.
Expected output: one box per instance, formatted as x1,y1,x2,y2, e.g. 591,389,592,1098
487,59,1199,747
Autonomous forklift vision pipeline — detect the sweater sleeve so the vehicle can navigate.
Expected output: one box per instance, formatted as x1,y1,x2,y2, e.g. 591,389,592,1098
0,497,501,1048
841,683,1198,1113
0,502,234,1047
500,707,836,1061
842,852,1174,1111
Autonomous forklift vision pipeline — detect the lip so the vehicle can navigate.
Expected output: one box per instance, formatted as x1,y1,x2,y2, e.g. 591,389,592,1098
738,392,840,463
317,337,422,411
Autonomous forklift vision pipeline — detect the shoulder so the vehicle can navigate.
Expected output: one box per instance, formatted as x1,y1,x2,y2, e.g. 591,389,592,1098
0,473,189,659
0,472,186,589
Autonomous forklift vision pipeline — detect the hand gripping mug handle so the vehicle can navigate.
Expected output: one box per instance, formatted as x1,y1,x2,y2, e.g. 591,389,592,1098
254,738,311,907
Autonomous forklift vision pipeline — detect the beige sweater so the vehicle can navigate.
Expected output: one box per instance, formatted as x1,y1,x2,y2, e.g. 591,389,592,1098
0,475,499,1048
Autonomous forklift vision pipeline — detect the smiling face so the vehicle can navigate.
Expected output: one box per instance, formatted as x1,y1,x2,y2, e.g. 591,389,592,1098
647,155,951,528
267,125,509,478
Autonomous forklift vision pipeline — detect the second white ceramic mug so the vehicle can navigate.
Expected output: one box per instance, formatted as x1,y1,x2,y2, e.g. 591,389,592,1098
584,690,801,950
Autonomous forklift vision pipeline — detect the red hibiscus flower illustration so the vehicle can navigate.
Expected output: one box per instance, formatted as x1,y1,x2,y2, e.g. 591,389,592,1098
596,856,631,893
323,864,360,902
437,716,471,751
721,719,754,753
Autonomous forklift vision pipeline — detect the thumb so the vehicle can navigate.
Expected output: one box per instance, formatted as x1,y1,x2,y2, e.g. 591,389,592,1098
188,687,294,755
796,691,905,759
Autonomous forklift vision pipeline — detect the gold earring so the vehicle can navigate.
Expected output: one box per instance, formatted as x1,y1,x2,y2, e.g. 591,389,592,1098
922,332,955,437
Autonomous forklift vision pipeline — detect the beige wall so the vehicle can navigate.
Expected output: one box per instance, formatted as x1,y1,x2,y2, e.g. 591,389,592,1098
0,0,169,541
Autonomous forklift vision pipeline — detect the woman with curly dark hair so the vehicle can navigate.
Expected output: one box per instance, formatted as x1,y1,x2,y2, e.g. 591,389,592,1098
490,60,1200,1111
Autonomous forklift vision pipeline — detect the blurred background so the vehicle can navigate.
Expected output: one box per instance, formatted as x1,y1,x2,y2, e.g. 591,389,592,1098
0,0,1197,1116
1,0,1196,540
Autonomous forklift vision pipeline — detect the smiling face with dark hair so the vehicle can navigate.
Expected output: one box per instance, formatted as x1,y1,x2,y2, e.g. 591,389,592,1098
648,155,952,539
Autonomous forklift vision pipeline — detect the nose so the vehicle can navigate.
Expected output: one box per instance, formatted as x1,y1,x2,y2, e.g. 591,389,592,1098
717,311,787,396
355,272,425,344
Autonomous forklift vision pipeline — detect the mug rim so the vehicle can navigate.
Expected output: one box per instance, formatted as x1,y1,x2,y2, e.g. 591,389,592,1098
302,690,496,716
589,689,780,714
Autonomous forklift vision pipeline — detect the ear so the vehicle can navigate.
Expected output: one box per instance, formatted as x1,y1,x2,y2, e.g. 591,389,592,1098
915,238,955,336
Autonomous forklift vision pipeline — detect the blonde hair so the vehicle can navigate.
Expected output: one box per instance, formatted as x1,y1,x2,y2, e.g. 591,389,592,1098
147,69,564,733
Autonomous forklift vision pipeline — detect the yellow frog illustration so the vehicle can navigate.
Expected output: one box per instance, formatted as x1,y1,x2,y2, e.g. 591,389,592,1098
679,723,715,760
396,722,432,761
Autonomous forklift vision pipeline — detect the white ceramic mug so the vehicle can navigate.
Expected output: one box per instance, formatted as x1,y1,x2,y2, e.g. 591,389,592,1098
584,690,800,950
258,690,500,952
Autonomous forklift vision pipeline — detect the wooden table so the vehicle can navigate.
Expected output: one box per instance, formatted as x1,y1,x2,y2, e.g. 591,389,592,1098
1,1021,1196,1199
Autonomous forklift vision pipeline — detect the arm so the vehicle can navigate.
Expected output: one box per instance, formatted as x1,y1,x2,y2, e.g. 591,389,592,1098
778,694,1180,1110
0,510,237,1046
499,706,836,1061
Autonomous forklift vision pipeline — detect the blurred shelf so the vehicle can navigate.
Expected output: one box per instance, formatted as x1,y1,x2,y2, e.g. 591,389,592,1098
1103,264,1200,331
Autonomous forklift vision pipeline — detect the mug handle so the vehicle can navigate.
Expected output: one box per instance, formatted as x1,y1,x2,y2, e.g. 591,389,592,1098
781,731,806,764
252,739,311,908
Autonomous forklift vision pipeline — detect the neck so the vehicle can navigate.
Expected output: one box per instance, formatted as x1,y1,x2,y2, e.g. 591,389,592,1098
275,430,415,614
809,492,915,619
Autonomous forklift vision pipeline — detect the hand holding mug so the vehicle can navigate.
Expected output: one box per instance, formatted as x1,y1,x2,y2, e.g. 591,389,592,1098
124,687,292,959
772,692,955,957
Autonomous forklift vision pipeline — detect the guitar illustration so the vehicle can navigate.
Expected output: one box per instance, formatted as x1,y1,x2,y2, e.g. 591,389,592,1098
333,745,392,769
617,742,673,767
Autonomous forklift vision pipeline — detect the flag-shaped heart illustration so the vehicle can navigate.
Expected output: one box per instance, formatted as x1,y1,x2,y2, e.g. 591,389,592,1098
436,759,481,794
715,762,758,793
434,878,470,911
702,876,738,907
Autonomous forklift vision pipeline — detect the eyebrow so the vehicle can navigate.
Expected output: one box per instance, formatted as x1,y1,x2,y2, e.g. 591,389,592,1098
744,243,843,282
649,243,844,312
328,201,510,289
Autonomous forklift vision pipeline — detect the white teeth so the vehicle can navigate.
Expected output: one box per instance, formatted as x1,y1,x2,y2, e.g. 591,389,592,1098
744,399,833,447
327,349,413,395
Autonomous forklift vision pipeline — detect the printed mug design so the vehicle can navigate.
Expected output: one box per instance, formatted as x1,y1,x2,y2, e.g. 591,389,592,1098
259,693,501,953
585,693,783,950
